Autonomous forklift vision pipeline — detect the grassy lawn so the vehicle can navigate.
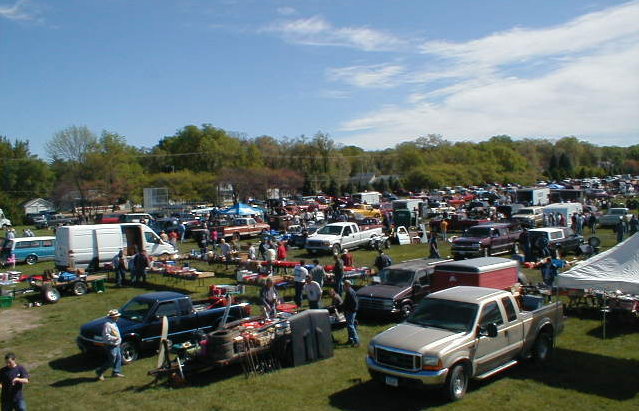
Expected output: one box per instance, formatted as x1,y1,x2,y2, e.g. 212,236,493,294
1,225,637,410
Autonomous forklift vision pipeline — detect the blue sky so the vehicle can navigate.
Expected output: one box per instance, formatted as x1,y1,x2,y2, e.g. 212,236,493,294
1,0,637,158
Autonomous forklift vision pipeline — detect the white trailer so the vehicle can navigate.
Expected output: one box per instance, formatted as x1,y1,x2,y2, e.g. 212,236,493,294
515,187,550,206
543,203,583,226
352,192,382,206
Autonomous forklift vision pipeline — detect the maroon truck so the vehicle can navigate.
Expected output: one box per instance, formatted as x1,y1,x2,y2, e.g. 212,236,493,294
451,222,522,259
212,217,270,241
430,213,491,232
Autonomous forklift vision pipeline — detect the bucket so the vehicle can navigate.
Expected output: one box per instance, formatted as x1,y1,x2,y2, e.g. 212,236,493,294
92,279,106,293
0,296,13,308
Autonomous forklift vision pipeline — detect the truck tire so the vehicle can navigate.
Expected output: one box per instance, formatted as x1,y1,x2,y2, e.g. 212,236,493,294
400,302,413,319
72,281,88,296
332,244,341,255
42,286,61,304
443,363,469,401
532,331,553,364
120,341,139,364
25,255,38,265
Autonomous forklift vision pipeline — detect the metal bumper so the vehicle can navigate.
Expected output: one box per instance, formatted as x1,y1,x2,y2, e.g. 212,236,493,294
77,335,106,353
366,356,449,386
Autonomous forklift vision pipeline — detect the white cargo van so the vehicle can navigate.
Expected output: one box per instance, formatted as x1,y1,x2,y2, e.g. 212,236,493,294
543,203,583,226
54,223,177,270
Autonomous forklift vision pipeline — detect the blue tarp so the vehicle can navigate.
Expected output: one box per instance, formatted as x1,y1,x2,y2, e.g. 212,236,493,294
221,203,263,216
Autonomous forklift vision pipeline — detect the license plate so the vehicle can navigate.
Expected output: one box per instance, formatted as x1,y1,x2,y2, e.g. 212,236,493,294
385,376,399,387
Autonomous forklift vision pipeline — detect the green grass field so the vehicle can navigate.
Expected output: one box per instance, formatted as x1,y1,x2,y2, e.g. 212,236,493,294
1,225,637,410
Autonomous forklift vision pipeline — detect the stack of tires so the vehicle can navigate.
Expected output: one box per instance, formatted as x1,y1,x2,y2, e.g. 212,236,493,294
206,329,240,361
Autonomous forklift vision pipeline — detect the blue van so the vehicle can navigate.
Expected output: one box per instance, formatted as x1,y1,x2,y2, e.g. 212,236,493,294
1,236,56,265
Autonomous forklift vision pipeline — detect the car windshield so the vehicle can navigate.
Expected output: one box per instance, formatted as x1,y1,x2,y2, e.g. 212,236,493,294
317,225,343,235
120,299,153,322
407,298,479,333
379,269,414,287
465,227,492,237
518,209,534,215
609,209,625,215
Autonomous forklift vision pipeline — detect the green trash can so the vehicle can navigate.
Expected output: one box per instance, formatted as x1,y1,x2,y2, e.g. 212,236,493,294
0,296,13,308
92,279,106,293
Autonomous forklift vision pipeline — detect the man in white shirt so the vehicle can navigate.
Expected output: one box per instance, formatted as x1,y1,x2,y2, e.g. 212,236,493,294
293,260,308,307
303,275,322,309
95,309,125,381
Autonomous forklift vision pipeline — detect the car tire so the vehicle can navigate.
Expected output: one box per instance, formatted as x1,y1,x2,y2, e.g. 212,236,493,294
25,255,38,265
72,281,88,296
443,363,469,401
42,286,61,304
400,302,413,319
587,236,601,248
120,341,139,364
332,244,341,255
532,332,553,364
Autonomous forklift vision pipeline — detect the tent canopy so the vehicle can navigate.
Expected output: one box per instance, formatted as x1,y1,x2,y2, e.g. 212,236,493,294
555,233,639,294
221,203,263,216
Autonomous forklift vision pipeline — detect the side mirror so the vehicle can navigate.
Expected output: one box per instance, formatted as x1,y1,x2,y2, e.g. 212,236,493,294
412,284,421,293
486,323,498,338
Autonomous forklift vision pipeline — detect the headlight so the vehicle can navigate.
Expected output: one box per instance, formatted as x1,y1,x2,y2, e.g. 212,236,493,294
422,355,441,370
324,241,331,246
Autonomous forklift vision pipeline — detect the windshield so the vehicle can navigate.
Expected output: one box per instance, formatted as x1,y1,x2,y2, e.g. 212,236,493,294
379,269,414,287
120,299,153,322
609,209,625,215
407,298,479,332
465,227,492,237
317,225,343,235
518,209,533,215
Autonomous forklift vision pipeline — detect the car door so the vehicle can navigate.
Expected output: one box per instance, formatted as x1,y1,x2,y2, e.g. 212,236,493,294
473,301,509,374
396,226,411,245
143,301,184,345
499,296,523,360
341,225,355,247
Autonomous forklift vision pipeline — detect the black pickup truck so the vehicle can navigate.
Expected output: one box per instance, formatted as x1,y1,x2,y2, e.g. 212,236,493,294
77,291,250,363
356,259,451,318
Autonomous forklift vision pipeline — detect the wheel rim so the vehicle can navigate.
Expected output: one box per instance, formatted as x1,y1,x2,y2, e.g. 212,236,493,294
26,256,37,265
401,304,412,317
46,290,59,302
453,369,466,397
122,345,136,362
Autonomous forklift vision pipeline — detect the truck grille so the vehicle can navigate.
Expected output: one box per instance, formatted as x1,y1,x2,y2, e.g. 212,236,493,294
358,297,393,311
376,347,419,371
306,240,325,248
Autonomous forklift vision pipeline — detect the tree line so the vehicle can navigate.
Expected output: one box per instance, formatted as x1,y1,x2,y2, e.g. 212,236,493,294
1,125,638,222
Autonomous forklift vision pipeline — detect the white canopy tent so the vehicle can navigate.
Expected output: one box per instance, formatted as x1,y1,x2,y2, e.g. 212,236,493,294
555,233,639,294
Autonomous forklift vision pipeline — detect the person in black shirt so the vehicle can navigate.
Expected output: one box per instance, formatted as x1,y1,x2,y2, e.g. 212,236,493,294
341,280,359,347
1,352,29,411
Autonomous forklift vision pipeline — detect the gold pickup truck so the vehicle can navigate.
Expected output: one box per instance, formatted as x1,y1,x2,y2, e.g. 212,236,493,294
343,204,381,219
366,286,564,401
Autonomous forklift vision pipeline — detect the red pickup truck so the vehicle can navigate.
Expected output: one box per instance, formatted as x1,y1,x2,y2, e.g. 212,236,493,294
213,217,270,241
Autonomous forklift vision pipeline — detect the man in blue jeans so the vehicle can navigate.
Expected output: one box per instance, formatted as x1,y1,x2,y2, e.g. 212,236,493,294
1,353,29,411
96,309,125,381
341,280,359,347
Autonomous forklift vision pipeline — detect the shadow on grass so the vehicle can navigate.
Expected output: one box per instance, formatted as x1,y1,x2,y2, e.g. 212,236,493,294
49,353,102,373
50,376,98,387
509,348,639,401
329,380,448,411
121,363,245,393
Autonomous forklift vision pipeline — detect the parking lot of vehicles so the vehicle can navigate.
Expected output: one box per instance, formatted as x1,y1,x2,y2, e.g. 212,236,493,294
366,286,564,401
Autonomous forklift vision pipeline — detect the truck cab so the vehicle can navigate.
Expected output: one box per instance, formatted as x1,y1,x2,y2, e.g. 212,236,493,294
451,223,521,259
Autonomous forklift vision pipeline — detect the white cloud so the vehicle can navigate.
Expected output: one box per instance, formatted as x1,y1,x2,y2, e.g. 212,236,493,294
327,64,405,88
0,0,33,21
277,6,296,16
263,15,405,51
337,1,639,148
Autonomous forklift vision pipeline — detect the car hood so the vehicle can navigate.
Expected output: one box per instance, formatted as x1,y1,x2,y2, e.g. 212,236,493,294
307,234,338,241
453,236,485,244
372,323,464,354
357,284,406,299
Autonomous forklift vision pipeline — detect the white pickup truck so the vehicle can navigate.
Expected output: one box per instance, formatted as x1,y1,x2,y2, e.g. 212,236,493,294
305,222,383,254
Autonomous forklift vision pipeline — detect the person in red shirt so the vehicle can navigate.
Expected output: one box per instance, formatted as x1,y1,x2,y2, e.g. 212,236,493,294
341,249,354,267
277,241,288,274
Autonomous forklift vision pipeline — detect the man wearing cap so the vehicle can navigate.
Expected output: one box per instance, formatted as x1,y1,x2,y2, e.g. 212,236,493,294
303,275,322,309
96,309,125,381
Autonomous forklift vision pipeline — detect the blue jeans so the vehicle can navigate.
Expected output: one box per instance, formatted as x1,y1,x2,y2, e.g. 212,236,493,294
2,399,27,411
116,266,126,286
345,312,359,344
294,281,304,307
334,276,343,296
97,345,122,375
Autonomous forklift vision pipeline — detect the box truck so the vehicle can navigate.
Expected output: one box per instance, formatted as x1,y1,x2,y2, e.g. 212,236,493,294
352,191,382,206
54,223,177,270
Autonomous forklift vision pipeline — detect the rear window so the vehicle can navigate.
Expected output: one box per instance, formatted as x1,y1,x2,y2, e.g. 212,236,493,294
501,297,517,322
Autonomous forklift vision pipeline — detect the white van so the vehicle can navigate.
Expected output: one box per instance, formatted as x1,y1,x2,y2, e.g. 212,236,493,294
54,223,177,270
543,203,583,226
